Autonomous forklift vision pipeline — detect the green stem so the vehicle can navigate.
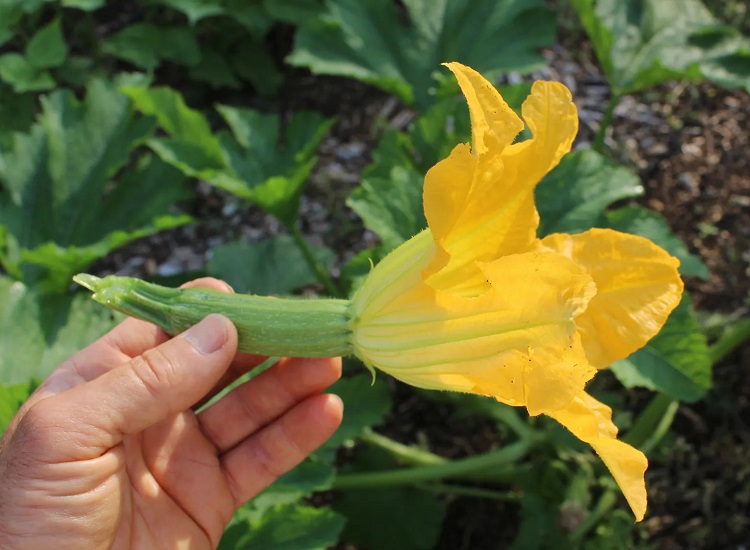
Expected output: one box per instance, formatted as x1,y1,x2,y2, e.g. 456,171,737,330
333,439,535,490
593,94,620,152
491,405,534,440
288,224,341,297
360,428,447,466
415,482,521,501
624,393,678,454
709,318,750,365
568,489,618,542
74,274,352,357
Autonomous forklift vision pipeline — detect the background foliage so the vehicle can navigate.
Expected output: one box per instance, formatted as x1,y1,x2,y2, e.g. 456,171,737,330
1,0,748,547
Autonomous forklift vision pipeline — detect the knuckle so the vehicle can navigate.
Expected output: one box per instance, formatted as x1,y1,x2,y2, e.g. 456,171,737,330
130,348,183,398
258,422,303,478
8,401,56,457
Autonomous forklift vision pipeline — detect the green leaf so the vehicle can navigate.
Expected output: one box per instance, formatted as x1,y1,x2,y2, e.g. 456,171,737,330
190,47,242,89
216,106,333,225
536,148,644,236
603,205,709,279
62,0,105,10
0,87,36,146
222,0,273,35
511,493,566,550
270,459,337,496
346,102,461,250
262,0,322,25
250,458,337,512
510,463,571,550
573,0,750,94
0,80,191,290
339,245,386,296
347,161,426,251
103,24,201,70
219,503,345,550
288,0,555,108
56,55,96,87
334,484,446,550
0,7,23,47
0,379,38,434
126,87,333,227
0,53,55,92
122,85,225,162
325,374,391,449
230,38,283,95
0,276,119,384
26,18,68,69
149,0,225,24
611,292,711,402
4,0,49,13
207,235,334,295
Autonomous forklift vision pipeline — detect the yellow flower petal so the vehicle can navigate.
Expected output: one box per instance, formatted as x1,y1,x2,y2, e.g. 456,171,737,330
423,75,579,297
541,228,684,368
500,80,579,189
352,248,597,415
547,392,648,521
443,62,524,155
422,144,538,296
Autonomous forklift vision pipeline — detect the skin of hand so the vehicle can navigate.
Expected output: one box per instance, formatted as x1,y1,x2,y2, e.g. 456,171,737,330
0,278,343,550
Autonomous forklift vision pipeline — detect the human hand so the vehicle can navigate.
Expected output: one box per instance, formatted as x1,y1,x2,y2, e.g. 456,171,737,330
0,278,343,549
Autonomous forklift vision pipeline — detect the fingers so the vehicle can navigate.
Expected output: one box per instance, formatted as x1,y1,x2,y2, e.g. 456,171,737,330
43,314,238,459
198,356,342,452
221,393,343,507
50,277,236,387
100,277,235,359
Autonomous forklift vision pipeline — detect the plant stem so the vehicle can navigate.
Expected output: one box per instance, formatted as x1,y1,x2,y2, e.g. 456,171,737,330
709,318,750,365
593,93,620,152
333,439,535,490
491,405,534,440
360,428,447,466
288,223,342,297
415,482,521,501
568,489,618,542
625,393,678,454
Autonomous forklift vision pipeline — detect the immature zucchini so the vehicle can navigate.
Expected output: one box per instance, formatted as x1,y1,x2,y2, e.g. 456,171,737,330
74,274,353,357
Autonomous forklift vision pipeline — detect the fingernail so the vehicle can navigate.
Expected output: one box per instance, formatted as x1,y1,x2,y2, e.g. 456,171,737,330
182,314,228,355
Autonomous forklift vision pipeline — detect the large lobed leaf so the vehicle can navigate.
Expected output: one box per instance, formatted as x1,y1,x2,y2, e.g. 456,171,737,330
288,0,555,109
574,0,750,94
0,276,119,384
207,235,334,295
124,85,333,227
0,79,191,291
536,148,644,236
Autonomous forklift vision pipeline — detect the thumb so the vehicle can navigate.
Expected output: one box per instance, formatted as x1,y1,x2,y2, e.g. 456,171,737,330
51,314,237,458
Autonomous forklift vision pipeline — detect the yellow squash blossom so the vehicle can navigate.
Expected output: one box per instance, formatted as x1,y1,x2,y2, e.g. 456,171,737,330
76,62,683,523
349,62,684,522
